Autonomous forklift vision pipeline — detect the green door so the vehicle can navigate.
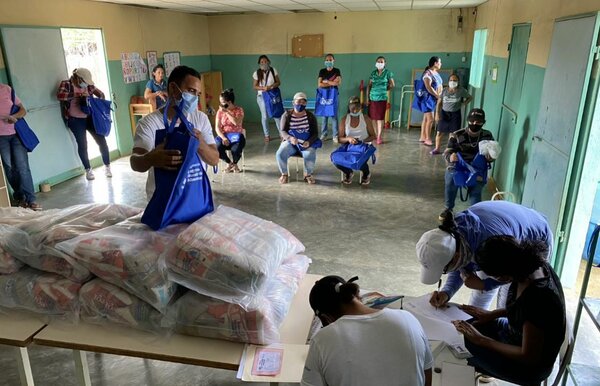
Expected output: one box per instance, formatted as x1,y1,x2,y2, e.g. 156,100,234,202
493,24,531,198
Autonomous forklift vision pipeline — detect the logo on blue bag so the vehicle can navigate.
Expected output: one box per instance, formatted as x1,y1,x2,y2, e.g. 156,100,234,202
319,98,334,105
181,162,204,187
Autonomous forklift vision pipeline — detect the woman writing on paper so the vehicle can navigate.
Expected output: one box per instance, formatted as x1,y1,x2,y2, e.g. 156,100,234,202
453,236,566,385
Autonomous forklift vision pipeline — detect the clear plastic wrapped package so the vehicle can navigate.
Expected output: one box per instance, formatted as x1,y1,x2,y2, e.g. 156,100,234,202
57,217,183,313
0,224,27,274
0,207,52,226
13,203,143,282
163,205,305,308
170,254,310,345
479,140,502,160
0,267,82,317
79,278,173,334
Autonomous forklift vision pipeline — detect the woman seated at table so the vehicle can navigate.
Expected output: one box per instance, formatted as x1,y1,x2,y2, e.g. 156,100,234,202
334,96,376,185
276,92,320,184
215,89,245,173
301,275,432,386
453,236,566,385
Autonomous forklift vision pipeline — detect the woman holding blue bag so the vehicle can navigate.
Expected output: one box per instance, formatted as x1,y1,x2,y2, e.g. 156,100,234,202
276,92,320,185
0,83,40,210
333,96,376,185
414,56,443,147
252,55,282,143
316,53,342,142
215,89,245,173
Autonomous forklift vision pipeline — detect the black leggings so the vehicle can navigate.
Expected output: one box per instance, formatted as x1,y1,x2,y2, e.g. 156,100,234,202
217,134,246,164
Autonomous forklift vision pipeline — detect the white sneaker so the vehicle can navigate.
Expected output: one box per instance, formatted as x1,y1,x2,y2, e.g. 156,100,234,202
85,169,95,180
105,166,112,178
333,137,339,143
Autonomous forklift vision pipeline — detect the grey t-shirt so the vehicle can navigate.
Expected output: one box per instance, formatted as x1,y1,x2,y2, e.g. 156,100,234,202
441,87,470,112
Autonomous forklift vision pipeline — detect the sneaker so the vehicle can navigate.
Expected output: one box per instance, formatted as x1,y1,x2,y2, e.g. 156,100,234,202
26,202,42,211
360,173,371,185
429,148,441,155
304,175,316,184
342,172,354,185
376,137,383,145
320,135,327,141
85,169,95,180
332,137,339,143
105,166,112,177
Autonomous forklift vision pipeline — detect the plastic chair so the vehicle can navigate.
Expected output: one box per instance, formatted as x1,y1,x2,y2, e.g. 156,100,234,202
213,151,245,184
287,153,304,181
491,191,516,202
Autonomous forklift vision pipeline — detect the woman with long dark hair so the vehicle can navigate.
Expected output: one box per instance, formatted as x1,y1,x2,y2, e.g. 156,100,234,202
252,55,281,142
366,56,394,144
417,56,443,146
453,236,566,385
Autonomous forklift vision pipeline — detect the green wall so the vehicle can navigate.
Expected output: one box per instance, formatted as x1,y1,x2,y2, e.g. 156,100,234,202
472,55,545,201
0,67,7,84
210,52,470,124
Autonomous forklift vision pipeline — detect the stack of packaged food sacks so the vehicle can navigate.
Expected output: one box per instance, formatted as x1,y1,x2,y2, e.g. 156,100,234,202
0,204,309,345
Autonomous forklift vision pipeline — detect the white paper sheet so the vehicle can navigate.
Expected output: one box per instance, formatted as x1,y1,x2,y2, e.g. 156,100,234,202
404,294,471,323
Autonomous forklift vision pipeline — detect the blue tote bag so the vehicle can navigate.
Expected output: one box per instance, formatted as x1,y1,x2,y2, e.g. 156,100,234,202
9,88,40,152
141,101,214,230
262,87,284,118
87,97,113,137
453,152,489,188
315,87,338,117
330,142,377,171
412,71,438,113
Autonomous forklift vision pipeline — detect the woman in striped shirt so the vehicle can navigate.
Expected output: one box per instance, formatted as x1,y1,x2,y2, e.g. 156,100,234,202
276,92,320,184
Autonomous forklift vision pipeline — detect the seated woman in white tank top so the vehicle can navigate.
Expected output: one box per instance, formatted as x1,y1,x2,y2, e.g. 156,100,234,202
334,96,376,185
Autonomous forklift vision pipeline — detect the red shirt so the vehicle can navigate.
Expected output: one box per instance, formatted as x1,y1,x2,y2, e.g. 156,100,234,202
216,106,244,133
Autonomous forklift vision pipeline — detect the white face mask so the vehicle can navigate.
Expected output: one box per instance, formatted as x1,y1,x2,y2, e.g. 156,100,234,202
449,81,458,89
375,62,385,70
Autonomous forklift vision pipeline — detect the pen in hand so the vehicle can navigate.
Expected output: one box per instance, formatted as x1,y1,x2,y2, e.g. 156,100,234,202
436,279,442,310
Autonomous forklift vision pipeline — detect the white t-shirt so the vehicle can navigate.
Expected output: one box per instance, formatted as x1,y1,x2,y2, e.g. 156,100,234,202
133,109,216,199
301,309,433,386
252,67,279,96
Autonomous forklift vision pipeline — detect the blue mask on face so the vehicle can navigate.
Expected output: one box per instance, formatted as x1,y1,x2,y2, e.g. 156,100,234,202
175,86,198,115
293,104,306,112
325,61,334,68
79,82,88,89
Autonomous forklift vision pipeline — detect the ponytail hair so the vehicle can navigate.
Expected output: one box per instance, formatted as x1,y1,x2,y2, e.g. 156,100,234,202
476,236,548,281
309,275,360,317
425,56,441,71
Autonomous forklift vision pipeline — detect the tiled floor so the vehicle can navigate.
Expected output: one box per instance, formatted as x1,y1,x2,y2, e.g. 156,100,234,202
0,123,598,385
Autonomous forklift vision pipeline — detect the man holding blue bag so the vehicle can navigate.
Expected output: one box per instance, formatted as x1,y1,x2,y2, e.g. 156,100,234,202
131,66,218,230
443,108,495,214
0,83,40,210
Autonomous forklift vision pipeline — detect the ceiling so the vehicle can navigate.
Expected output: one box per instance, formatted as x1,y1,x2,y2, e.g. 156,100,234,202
90,0,487,15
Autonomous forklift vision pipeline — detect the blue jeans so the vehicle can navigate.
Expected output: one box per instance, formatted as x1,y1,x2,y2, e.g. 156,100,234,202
320,115,338,138
67,117,110,170
444,168,485,210
466,318,548,385
276,141,316,175
0,134,36,204
256,95,281,137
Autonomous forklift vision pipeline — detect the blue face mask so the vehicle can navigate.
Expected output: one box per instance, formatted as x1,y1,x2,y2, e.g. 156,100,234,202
324,61,334,68
349,111,361,117
79,81,88,89
293,104,306,112
175,86,198,115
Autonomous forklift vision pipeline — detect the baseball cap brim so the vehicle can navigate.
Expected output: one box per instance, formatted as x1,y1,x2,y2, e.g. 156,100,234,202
420,264,445,285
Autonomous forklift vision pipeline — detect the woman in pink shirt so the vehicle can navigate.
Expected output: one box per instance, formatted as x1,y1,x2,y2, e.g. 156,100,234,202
56,68,110,180
215,89,246,173
0,83,40,210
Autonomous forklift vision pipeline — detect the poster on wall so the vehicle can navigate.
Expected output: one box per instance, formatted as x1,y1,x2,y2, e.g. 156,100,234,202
163,51,181,77
146,51,158,78
120,52,148,84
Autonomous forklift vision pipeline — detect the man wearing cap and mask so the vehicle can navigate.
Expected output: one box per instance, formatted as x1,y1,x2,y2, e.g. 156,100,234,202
130,65,218,199
416,201,553,310
443,108,495,214
57,68,111,181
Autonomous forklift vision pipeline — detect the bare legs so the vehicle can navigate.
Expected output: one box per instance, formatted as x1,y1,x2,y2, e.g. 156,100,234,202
420,112,434,146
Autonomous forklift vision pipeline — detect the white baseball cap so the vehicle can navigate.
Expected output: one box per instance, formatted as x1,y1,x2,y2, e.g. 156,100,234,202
74,68,95,85
293,92,307,102
416,228,457,285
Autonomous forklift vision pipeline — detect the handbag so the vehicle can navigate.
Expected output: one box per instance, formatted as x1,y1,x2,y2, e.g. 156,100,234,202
262,87,284,118
9,88,40,152
412,71,437,113
141,100,214,230
314,87,338,117
215,132,242,144
87,96,113,137
330,142,377,171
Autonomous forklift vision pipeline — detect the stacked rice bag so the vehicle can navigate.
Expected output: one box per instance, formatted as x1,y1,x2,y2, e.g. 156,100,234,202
163,205,305,308
79,278,171,333
57,216,183,313
14,204,142,282
0,267,81,316
170,254,310,344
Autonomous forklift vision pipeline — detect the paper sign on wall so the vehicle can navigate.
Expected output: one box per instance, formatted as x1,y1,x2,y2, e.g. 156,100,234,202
147,51,158,78
120,52,148,84
163,52,181,77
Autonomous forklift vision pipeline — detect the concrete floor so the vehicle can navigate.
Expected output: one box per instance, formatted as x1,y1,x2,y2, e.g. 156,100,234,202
0,124,598,385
